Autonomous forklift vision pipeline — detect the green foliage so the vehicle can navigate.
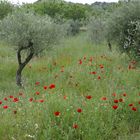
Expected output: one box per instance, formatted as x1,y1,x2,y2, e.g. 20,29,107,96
28,1,89,21
24,1,120,38
0,0,13,20
0,9,62,54
89,2,119,17
107,1,140,60
87,17,106,44
87,3,120,45
65,19,80,36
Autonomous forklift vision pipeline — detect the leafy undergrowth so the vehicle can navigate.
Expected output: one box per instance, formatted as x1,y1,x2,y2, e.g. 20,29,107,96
0,34,140,140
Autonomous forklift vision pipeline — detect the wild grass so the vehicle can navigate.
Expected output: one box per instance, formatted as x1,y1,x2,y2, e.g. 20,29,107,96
0,34,140,140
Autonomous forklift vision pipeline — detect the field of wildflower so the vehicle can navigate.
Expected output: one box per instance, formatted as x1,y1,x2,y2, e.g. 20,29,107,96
0,34,140,140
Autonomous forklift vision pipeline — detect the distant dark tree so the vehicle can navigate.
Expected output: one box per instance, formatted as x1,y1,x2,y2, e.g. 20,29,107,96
27,1,88,21
0,0,13,20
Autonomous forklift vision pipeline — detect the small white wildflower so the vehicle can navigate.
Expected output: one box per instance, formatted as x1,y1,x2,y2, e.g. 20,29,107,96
25,134,35,138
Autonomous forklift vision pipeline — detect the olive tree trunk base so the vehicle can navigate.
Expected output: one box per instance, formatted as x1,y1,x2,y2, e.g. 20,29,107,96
16,41,34,87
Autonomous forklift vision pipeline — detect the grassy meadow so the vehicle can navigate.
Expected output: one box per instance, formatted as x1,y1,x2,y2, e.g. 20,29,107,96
0,33,140,140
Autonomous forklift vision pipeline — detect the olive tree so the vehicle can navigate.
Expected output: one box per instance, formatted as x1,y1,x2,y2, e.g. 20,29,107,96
0,10,62,86
107,2,140,59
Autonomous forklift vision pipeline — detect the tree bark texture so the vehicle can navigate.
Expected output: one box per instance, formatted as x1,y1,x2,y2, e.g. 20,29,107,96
16,41,34,87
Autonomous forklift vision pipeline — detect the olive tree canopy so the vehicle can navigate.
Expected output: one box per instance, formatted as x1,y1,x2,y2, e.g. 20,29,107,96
107,2,140,59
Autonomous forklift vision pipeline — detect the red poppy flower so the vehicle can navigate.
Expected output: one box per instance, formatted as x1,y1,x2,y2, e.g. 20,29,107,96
54,111,60,116
123,93,127,97
138,101,140,104
77,108,82,113
112,105,118,110
3,105,8,109
63,96,67,99
36,91,40,95
112,93,116,97
13,98,19,102
132,107,137,111
0,101,2,105
29,98,33,102
39,99,44,103
99,64,104,69
9,95,14,98
119,98,123,102
86,95,92,99
101,97,107,101
79,59,82,64
114,99,119,103
129,103,133,107
73,124,78,129
35,81,40,86
49,84,55,89
44,86,47,90
98,76,101,80
90,71,96,75
4,98,8,101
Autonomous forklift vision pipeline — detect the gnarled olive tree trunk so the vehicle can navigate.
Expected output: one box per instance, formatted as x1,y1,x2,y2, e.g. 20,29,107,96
108,40,112,51
16,41,34,87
